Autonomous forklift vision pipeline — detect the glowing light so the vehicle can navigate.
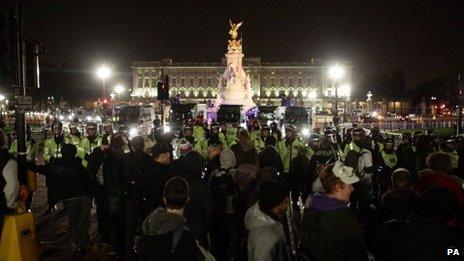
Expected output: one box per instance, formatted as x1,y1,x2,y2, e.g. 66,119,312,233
339,84,351,97
114,84,125,94
302,128,310,136
328,64,344,80
0,94,5,101
307,90,317,99
96,64,111,80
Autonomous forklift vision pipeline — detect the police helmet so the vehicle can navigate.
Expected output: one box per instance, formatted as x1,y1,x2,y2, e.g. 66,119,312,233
261,124,270,131
86,122,98,129
68,122,78,129
384,137,395,145
52,121,63,130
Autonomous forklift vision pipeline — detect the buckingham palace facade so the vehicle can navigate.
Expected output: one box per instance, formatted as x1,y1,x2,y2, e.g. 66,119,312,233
131,58,352,109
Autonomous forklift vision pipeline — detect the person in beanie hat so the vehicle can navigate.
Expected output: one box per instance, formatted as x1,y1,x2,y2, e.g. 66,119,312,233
244,181,290,261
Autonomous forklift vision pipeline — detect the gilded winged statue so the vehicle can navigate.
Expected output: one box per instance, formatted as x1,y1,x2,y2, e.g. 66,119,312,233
228,19,243,40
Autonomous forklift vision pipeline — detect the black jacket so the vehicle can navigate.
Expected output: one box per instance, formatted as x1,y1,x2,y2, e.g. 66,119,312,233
123,149,152,200
135,161,172,219
34,157,91,201
141,207,202,261
181,173,214,248
300,194,368,261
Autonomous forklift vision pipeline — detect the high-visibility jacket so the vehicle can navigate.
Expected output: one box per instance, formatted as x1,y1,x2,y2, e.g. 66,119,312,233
43,136,65,162
9,140,38,163
380,150,397,169
277,138,305,173
343,141,361,155
305,146,315,160
79,135,102,167
64,133,81,147
219,131,228,148
250,130,265,152
226,127,238,147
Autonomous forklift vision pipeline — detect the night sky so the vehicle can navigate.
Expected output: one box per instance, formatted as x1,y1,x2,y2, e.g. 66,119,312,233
3,0,464,101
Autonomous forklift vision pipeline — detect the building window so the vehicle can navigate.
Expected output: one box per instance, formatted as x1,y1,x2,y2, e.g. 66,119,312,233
298,78,302,87
208,79,212,86
199,79,203,87
145,79,149,87
181,78,185,87
189,79,193,87
172,78,176,87
271,78,275,87
138,79,143,88
152,79,157,87
289,78,294,87
280,78,284,87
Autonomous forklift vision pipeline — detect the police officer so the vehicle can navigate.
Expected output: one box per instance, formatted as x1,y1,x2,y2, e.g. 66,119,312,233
225,123,238,148
270,121,282,141
43,121,65,213
305,134,320,159
65,122,81,147
208,122,221,147
79,122,102,167
378,137,397,197
10,124,38,163
102,121,114,145
256,124,272,152
218,122,228,148
44,121,65,162
249,120,262,152
179,124,207,158
277,125,305,174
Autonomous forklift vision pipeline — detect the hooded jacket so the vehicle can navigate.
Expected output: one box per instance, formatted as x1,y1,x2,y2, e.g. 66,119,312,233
178,151,214,248
244,202,290,261
141,207,202,261
300,193,368,261
210,149,237,215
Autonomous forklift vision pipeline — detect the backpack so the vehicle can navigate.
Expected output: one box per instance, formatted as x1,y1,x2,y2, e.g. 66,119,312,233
210,169,235,213
344,149,368,176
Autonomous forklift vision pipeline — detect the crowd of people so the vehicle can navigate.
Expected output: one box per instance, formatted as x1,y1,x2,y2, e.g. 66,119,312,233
1,116,464,260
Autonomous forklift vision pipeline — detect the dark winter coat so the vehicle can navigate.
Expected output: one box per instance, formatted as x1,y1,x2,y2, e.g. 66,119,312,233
141,207,203,261
34,157,91,201
258,145,283,173
135,160,172,219
300,193,368,261
102,149,126,198
123,149,152,200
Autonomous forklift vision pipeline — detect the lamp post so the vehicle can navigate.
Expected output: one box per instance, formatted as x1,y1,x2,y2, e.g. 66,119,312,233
96,64,111,100
328,64,344,126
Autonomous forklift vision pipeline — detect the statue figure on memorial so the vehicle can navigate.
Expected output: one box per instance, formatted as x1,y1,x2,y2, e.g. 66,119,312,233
228,19,242,40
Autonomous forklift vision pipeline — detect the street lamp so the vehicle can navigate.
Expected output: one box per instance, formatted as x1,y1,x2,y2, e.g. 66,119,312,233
96,64,111,99
114,84,125,97
328,64,345,126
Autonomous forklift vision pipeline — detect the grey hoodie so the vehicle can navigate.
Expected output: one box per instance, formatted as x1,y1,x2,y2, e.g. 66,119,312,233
244,202,290,261
142,207,186,236
220,148,236,169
